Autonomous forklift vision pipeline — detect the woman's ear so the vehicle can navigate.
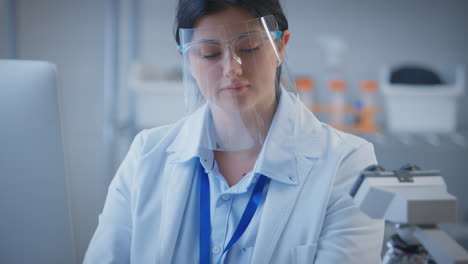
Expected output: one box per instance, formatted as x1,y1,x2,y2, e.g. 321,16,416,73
282,29,291,46
278,29,291,64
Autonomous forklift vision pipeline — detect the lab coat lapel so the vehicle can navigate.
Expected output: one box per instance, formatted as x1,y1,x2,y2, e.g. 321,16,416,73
157,160,196,263
251,156,319,264
158,105,207,262
251,91,323,263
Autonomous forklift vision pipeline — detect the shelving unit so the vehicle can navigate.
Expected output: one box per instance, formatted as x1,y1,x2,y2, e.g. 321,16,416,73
127,63,185,130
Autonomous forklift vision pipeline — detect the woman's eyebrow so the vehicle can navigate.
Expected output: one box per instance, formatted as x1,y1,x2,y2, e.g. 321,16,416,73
237,32,252,38
191,31,263,45
191,38,221,45
241,30,261,35
236,31,263,38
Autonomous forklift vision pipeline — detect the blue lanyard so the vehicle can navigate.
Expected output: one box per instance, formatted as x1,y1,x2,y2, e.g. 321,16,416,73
198,161,269,264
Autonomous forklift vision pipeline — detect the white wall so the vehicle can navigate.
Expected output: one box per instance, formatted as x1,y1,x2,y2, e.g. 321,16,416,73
140,0,179,72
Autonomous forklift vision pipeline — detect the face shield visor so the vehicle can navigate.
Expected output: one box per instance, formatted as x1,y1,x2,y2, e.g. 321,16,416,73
179,15,293,151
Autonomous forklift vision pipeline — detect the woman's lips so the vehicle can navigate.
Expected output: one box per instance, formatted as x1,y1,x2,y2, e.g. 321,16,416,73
223,83,250,93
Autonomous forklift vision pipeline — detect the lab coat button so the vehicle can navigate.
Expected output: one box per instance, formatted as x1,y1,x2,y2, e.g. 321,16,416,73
221,194,230,201
212,246,221,254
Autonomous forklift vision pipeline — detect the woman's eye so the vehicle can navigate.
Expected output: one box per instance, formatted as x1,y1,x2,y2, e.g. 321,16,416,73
240,47,259,53
202,52,221,59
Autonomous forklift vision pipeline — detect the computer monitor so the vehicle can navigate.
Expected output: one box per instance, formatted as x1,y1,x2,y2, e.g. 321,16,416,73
0,60,76,263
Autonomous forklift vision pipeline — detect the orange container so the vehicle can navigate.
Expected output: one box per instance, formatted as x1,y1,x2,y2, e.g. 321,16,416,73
360,80,378,92
328,79,346,92
296,78,314,92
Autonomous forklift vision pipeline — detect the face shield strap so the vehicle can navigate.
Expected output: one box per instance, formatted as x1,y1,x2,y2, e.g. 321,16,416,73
261,16,282,62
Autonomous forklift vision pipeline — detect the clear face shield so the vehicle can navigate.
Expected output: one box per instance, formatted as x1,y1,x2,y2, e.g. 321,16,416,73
179,15,291,151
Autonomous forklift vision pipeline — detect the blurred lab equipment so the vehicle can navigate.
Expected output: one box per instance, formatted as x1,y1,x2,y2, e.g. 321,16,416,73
351,164,468,264
0,60,76,263
390,66,444,85
380,65,465,133
315,35,384,134
328,79,347,128
355,80,380,133
307,78,381,135
318,35,348,72
296,77,315,108
318,35,348,128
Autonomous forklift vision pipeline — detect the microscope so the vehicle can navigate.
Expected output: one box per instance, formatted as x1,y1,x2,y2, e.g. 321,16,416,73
350,164,468,264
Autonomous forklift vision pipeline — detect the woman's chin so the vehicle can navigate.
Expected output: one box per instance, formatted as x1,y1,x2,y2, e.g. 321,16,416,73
214,98,257,113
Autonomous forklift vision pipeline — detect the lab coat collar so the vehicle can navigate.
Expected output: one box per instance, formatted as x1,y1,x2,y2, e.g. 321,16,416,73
166,104,213,164
254,89,322,185
166,88,324,184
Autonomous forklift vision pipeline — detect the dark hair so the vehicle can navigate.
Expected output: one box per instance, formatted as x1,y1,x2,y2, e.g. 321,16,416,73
174,0,288,45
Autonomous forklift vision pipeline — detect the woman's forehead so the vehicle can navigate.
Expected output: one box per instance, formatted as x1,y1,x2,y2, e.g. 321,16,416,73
190,6,260,39
190,24,262,42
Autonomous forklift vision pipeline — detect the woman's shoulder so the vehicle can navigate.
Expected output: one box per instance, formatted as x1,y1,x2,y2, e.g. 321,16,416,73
323,123,371,150
305,116,373,160
134,117,188,156
295,102,372,157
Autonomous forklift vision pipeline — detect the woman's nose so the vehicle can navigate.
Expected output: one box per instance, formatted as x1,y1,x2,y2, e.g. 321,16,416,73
222,49,242,78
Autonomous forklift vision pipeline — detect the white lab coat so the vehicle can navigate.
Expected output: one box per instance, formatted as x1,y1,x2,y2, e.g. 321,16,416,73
84,90,384,263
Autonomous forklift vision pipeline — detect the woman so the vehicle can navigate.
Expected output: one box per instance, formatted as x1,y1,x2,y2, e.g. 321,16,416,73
84,0,384,263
